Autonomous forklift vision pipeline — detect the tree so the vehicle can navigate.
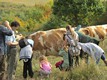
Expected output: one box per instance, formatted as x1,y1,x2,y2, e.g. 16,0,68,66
53,0,106,26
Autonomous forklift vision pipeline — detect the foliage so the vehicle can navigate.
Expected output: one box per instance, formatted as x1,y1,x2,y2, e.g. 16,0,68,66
0,2,52,35
68,63,102,80
53,0,106,26
42,15,67,30
16,47,107,80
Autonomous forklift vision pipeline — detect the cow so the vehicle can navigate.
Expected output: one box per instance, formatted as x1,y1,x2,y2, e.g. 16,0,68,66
30,24,107,56
30,28,66,56
79,24,107,41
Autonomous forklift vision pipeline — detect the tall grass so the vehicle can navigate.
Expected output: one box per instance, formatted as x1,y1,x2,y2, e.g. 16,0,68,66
0,0,52,6
16,54,107,80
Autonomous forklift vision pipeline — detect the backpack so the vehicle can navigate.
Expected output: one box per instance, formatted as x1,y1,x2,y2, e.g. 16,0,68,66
66,34,81,56
19,38,29,48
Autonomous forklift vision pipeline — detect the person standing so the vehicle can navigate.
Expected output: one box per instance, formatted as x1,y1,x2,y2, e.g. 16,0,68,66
63,25,81,67
0,21,12,80
5,21,20,80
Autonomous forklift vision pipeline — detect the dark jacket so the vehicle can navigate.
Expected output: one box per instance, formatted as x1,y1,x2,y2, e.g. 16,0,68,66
0,25,12,55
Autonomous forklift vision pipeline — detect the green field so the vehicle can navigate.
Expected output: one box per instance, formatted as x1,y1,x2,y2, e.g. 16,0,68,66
0,0,107,80
15,40,107,80
0,0,51,6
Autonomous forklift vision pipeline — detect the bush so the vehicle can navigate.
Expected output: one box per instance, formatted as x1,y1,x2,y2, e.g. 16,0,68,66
42,15,67,30
0,2,52,35
68,62,106,80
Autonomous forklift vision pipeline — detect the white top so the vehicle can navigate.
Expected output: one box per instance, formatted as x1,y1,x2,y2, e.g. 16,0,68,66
20,45,33,60
27,39,34,47
78,42,104,62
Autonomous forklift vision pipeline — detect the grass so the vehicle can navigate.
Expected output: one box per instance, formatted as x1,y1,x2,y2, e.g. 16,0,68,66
16,55,63,80
15,55,107,80
15,40,107,80
0,0,51,6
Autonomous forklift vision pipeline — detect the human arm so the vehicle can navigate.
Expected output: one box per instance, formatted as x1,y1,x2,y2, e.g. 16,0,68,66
5,36,18,46
4,21,12,30
49,63,52,69
0,25,12,36
6,41,18,46
39,62,43,69
74,25,81,31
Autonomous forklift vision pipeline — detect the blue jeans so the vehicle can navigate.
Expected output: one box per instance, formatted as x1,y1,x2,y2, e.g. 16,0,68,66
96,53,106,64
101,53,106,61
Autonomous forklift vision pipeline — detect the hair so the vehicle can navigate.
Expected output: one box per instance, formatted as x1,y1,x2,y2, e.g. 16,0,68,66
11,21,20,27
63,46,68,52
39,55,48,62
66,25,77,39
63,34,66,40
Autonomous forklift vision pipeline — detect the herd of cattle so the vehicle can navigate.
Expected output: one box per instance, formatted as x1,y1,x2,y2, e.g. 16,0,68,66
27,24,107,56
29,24,107,56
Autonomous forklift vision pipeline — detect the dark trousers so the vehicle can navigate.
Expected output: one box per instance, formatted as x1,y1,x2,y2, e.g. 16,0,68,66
0,55,6,80
68,50,73,67
23,59,33,78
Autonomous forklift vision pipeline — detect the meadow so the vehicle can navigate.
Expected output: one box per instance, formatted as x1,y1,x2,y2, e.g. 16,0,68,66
0,0,107,80
15,40,107,80
0,0,51,6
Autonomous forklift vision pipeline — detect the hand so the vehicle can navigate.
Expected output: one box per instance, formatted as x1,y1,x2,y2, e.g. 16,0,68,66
4,21,12,30
6,41,12,46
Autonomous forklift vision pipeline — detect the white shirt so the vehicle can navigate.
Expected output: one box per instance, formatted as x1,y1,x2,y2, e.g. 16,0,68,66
20,45,33,59
78,42,104,62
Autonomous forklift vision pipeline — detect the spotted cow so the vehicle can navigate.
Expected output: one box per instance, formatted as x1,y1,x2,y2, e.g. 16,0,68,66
79,24,107,41
30,28,66,56
30,24,107,56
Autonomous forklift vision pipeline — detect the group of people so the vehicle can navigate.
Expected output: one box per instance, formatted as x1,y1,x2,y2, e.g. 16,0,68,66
0,20,20,80
19,37,52,80
56,25,107,71
1,20,107,80
0,20,52,80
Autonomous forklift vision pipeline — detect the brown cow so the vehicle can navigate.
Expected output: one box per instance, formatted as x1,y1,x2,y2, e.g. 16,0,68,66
79,24,107,41
30,24,107,56
30,28,66,56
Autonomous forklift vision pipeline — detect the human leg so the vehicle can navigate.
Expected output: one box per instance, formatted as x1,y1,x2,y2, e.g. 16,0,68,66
7,48,17,80
23,61,28,79
68,50,72,67
27,59,34,78
0,55,6,80
101,53,107,66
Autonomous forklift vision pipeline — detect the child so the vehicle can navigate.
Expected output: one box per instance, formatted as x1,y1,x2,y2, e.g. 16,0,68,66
55,46,69,71
19,38,34,80
39,55,52,78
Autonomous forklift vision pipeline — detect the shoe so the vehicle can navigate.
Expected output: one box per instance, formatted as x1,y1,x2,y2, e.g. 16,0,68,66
104,60,107,66
30,78,35,80
24,78,27,80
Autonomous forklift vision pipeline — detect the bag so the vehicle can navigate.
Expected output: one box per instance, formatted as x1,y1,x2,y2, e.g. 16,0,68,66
19,38,29,48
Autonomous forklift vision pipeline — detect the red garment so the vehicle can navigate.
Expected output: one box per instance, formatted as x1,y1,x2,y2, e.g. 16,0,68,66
55,60,64,68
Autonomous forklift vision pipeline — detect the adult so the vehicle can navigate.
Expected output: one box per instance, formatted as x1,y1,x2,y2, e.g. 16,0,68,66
78,42,107,65
63,25,81,67
5,21,20,80
0,21,12,80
